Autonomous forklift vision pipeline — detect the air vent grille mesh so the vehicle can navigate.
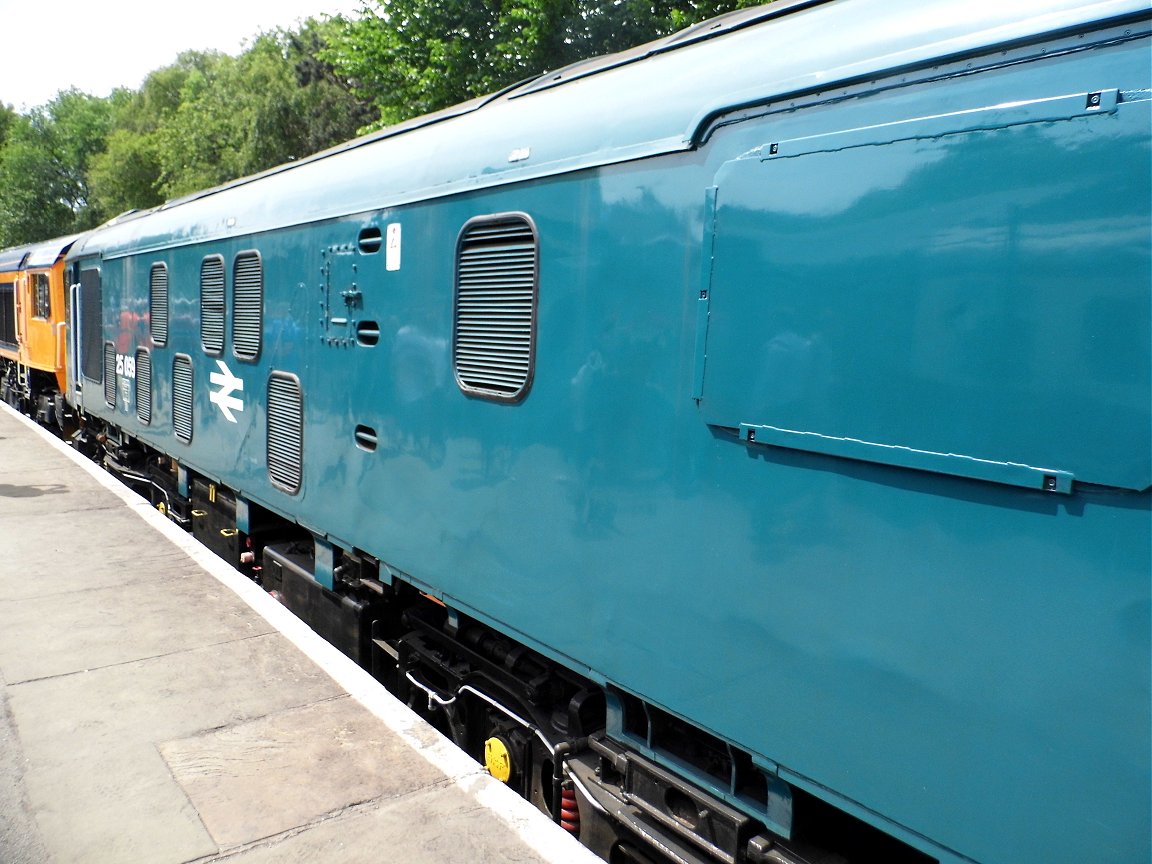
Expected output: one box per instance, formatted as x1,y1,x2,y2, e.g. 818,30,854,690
233,252,262,360
103,342,116,406
173,355,193,443
150,264,168,346
135,349,151,424
267,373,303,493
453,216,537,400
201,256,225,354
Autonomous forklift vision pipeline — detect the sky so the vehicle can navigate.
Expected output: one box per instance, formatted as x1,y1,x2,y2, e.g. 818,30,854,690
0,0,366,112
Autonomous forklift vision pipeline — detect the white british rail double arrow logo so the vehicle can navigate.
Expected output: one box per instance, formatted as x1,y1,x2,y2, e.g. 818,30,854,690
209,359,245,423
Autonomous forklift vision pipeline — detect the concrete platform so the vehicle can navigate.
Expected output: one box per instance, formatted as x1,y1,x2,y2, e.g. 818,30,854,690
0,403,601,864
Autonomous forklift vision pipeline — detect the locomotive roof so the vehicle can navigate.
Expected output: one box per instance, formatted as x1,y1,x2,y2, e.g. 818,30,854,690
23,234,83,269
0,246,30,272
72,0,1146,259
0,234,84,271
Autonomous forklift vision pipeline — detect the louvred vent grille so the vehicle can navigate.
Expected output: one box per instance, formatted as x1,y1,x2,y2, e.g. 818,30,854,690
103,343,116,406
0,284,15,346
453,216,537,401
201,256,225,354
172,356,193,443
267,373,303,494
233,252,262,360
150,264,168,346
136,349,151,424
79,269,102,382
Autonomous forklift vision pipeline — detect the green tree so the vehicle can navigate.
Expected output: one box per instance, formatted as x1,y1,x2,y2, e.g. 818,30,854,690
88,57,221,216
324,0,517,125
151,51,242,196
0,103,15,148
323,0,764,129
88,128,165,217
0,90,112,246
44,90,113,228
288,18,379,154
1,19,371,244
0,115,75,245
155,23,372,199
89,56,208,209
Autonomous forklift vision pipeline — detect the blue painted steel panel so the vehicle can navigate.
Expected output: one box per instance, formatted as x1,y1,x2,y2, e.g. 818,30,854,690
701,85,1151,491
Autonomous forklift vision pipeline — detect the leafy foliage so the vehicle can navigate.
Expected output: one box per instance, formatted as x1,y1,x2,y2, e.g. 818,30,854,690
0,91,112,244
85,66,194,218
323,0,765,128
0,116,76,244
155,26,374,198
0,103,16,148
0,18,371,247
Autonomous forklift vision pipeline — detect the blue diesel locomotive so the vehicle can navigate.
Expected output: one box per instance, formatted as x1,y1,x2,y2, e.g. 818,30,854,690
56,1,1150,862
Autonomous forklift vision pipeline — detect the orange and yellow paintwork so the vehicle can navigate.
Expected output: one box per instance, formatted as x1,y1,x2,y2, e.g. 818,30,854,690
13,258,70,392
0,235,79,410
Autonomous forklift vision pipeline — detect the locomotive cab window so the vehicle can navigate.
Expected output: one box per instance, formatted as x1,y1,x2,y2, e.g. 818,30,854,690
32,273,50,319
452,213,538,402
233,251,263,361
149,263,169,347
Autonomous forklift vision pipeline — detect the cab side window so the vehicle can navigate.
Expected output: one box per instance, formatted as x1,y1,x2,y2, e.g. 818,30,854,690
33,274,50,319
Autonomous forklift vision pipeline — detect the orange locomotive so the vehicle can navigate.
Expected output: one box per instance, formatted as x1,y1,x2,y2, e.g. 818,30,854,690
0,234,81,428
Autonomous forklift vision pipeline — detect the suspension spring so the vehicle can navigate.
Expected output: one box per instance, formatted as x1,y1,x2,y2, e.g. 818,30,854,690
560,782,580,836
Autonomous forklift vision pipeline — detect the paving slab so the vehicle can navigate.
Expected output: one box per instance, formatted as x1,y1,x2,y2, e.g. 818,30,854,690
8,634,344,773
220,779,564,864
0,568,275,684
160,695,449,847
7,632,347,864
0,508,192,597
21,743,217,864
0,666,51,864
0,404,600,864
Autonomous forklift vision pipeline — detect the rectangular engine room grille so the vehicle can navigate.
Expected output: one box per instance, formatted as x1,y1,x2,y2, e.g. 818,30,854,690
103,342,116,407
80,269,102,382
135,348,151,425
150,263,169,347
453,215,538,401
0,283,14,347
233,251,262,360
267,372,303,494
200,255,225,354
172,355,193,443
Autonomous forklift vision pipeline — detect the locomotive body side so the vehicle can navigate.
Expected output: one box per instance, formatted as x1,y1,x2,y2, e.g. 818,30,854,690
0,235,78,425
64,2,1151,863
